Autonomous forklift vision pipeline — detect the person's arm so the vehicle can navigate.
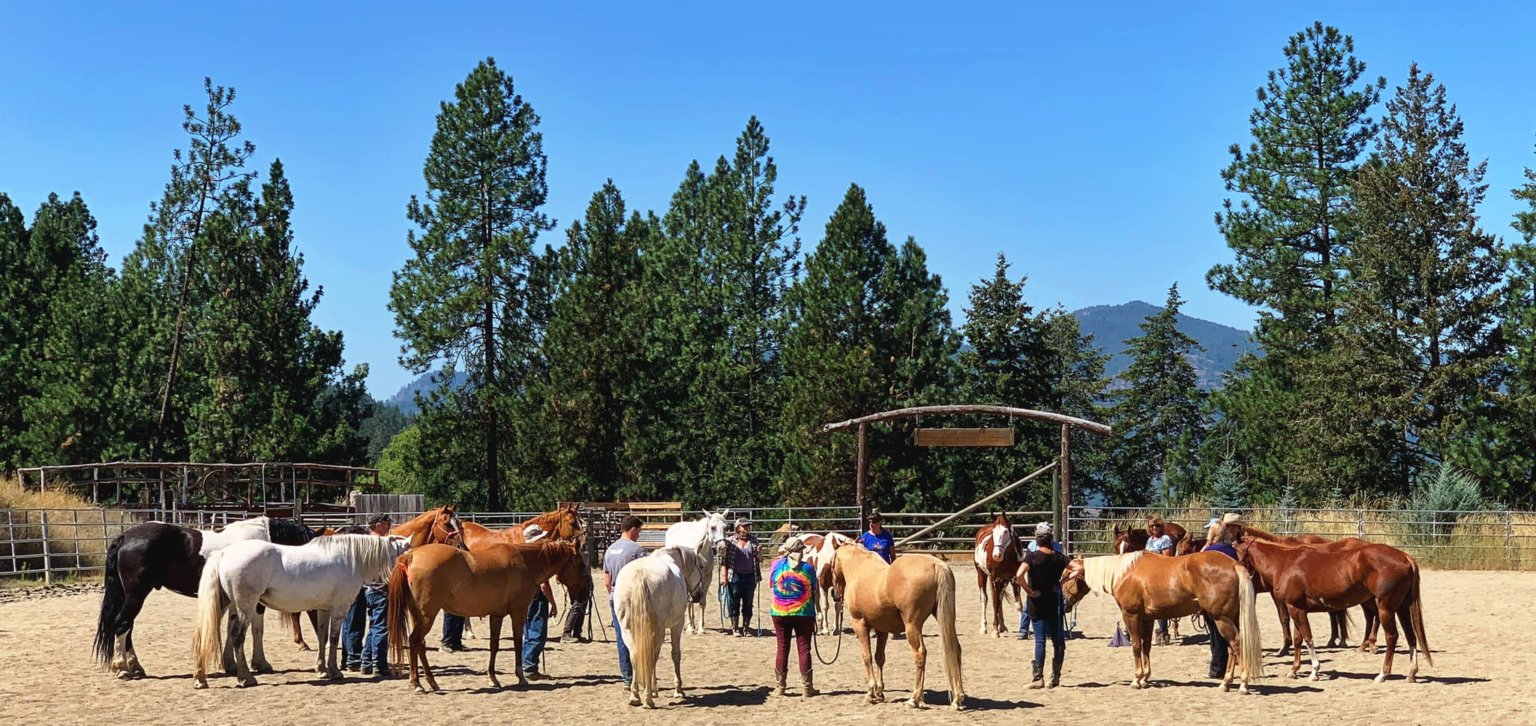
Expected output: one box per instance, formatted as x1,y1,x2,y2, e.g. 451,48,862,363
541,581,557,618
605,570,614,594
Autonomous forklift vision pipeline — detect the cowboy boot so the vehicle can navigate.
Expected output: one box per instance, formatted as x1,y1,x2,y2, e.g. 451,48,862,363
1049,656,1063,688
801,670,817,698
730,616,740,636
1028,660,1045,689
774,669,787,696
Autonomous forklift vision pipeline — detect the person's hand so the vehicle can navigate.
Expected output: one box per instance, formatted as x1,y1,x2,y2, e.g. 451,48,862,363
549,603,558,619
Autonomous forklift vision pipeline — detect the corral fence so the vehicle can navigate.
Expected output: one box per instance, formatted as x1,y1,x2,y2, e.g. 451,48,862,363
1068,505,1536,570
14,461,380,510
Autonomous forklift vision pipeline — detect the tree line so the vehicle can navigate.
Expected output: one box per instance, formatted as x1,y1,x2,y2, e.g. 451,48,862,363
6,22,1536,512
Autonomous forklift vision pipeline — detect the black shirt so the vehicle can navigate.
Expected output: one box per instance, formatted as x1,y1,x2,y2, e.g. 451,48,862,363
1024,547,1068,613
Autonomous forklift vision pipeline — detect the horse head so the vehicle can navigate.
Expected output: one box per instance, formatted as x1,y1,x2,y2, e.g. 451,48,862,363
429,504,464,549
1059,555,1088,611
990,520,1014,560
550,541,593,601
701,510,729,559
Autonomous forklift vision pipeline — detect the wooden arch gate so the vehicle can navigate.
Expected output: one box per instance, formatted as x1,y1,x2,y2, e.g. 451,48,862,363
821,405,1112,550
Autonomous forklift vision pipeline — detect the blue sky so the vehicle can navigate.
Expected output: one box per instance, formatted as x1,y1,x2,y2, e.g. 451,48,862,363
4,2,1534,398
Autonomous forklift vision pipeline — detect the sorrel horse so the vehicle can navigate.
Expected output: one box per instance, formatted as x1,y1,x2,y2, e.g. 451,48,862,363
1115,520,1190,640
613,546,713,708
830,541,965,711
1237,537,1432,682
192,534,412,688
1061,551,1264,693
93,515,314,679
387,540,590,693
455,505,585,638
972,513,1023,637
1241,525,1372,654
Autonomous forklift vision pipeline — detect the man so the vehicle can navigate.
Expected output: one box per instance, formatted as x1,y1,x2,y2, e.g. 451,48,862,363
520,525,558,680
338,524,370,671
361,514,393,676
1145,516,1174,644
604,516,646,687
1018,522,1069,689
721,518,761,636
858,511,895,564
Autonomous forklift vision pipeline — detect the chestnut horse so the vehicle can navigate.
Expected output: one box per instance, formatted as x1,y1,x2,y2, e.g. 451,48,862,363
972,513,1023,637
455,505,585,637
1241,525,1372,654
1115,521,1190,640
387,540,591,692
1061,551,1264,693
1237,537,1431,682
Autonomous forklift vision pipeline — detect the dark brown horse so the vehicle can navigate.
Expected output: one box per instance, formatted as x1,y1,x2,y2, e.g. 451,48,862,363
1242,525,1374,653
971,513,1023,638
1237,537,1432,682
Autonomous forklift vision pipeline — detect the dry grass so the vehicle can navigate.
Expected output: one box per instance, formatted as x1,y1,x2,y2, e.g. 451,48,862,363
0,475,140,578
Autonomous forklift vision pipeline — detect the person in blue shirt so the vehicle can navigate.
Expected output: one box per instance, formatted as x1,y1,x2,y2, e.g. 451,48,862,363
1201,521,1243,679
858,511,895,563
1144,516,1175,644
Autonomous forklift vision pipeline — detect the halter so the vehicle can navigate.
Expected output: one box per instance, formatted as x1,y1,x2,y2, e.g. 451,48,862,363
432,512,464,548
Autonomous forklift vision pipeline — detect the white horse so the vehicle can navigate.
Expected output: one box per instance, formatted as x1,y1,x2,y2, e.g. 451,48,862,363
780,531,853,635
613,546,711,708
663,510,729,635
192,534,411,688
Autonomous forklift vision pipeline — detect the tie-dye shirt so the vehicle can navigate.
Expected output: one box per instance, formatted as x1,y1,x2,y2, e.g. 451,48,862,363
769,556,818,618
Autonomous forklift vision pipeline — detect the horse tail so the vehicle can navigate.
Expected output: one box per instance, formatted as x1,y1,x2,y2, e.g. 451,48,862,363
386,552,415,666
1407,558,1433,667
191,548,228,674
620,574,658,698
1235,562,1265,680
934,558,965,707
93,535,126,666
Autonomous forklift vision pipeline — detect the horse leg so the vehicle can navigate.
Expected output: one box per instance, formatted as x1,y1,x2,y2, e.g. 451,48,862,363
486,612,503,689
991,580,1004,638
1361,599,1380,654
1374,600,1400,683
1137,617,1156,688
976,568,989,635
1122,614,1143,688
904,622,927,709
316,611,341,679
670,625,685,699
854,622,879,704
326,609,344,680
1213,617,1240,694
224,612,241,675
292,612,310,651
1272,593,1292,657
250,605,274,674
231,607,258,688
874,631,889,703
510,614,529,688
112,587,151,679
1292,607,1324,680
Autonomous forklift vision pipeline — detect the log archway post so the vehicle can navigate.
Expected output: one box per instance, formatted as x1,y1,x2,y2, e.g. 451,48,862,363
1060,423,1072,551
856,422,869,527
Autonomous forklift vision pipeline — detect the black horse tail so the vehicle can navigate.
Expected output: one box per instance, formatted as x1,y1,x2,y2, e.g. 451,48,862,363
93,534,126,666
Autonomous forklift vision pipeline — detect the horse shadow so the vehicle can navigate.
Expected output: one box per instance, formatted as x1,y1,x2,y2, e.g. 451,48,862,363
1072,679,1324,695
926,692,1039,710
1323,671,1488,685
686,685,772,707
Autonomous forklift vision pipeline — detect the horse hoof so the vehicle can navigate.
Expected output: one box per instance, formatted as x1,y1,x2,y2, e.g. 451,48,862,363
905,698,924,709
237,678,258,688
1374,674,1387,684
297,644,312,652
193,680,208,690
673,690,685,700
414,685,427,694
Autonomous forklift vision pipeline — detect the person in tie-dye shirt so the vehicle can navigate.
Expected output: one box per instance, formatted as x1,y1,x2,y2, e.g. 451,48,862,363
769,538,819,698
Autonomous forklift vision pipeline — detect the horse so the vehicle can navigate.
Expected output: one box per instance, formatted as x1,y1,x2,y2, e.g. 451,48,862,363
664,510,730,635
972,513,1023,637
1115,520,1190,641
613,546,712,708
455,505,584,639
387,540,591,693
1060,551,1264,693
1237,537,1432,682
1241,525,1373,654
191,534,412,688
780,530,852,635
92,515,315,679
830,541,964,711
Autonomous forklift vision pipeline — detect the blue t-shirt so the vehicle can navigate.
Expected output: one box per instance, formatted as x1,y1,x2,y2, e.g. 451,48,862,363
1203,541,1238,560
859,529,895,563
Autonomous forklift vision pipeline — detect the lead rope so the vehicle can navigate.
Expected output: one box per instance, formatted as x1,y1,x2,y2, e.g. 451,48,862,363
813,600,844,665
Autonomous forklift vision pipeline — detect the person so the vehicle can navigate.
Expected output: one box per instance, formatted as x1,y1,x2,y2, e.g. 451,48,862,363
520,525,558,679
1017,521,1053,640
769,538,819,698
361,514,393,676
1202,521,1244,679
1144,516,1175,644
560,587,589,643
858,511,895,564
604,516,646,688
338,524,370,671
722,518,762,636
1019,521,1068,689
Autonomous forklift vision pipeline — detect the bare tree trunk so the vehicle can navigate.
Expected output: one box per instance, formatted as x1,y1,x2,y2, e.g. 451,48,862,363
152,188,210,459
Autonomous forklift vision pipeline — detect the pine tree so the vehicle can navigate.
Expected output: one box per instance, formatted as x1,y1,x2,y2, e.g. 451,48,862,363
389,58,553,510
0,195,32,468
1110,284,1207,505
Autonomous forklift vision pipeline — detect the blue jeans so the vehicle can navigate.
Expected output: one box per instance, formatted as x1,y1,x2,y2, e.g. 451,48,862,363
612,595,632,684
1018,608,1031,638
342,591,366,666
441,613,465,648
363,587,389,671
1031,600,1065,665
522,593,549,674
728,573,756,623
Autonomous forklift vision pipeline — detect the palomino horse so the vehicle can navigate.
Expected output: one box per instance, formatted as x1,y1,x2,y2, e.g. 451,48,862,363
664,510,730,635
456,505,585,639
972,513,1023,637
830,542,965,710
192,534,412,688
387,540,590,693
93,515,314,679
1115,521,1190,641
1060,551,1264,693
1238,537,1432,682
1241,525,1371,654
614,546,712,708
779,531,853,635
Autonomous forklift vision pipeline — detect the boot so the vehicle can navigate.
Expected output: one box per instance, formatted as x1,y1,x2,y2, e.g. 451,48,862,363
1028,660,1045,689
730,616,740,636
1049,656,1063,688
801,670,817,698
774,669,787,696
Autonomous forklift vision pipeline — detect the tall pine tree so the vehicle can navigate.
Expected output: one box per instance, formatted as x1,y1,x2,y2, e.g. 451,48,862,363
1110,284,1207,505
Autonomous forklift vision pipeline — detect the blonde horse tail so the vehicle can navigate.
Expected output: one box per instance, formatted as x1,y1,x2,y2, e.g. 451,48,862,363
622,576,658,701
934,559,965,708
386,552,415,667
192,549,227,674
1408,558,1433,667
1235,562,1265,680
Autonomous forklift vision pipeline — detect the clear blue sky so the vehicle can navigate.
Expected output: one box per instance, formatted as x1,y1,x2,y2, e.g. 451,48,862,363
4,2,1534,398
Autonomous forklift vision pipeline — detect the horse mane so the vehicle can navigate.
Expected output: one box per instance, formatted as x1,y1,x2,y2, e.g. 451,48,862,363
393,508,443,535
267,517,315,545
309,534,401,577
1081,552,1142,595
1240,525,1283,542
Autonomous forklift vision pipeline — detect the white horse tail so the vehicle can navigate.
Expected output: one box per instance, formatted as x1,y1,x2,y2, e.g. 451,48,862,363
622,575,658,703
1235,562,1265,680
192,549,228,674
934,558,965,709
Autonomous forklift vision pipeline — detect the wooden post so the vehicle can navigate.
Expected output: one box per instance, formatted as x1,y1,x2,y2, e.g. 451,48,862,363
92,467,99,505
40,511,53,586
1060,424,1072,551
856,422,869,526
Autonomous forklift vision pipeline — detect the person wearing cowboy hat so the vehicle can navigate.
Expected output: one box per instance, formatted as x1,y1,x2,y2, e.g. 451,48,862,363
519,524,559,679
858,510,895,564
721,518,762,636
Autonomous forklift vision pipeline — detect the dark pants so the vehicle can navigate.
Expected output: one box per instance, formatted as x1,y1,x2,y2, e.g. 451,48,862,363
773,615,815,674
342,590,366,667
522,592,550,674
441,613,465,648
1206,614,1229,676
363,587,389,672
1030,599,1065,665
728,573,756,623
562,595,587,638
611,595,632,684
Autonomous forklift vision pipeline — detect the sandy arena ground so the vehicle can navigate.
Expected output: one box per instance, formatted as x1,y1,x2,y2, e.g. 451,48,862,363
2,567,1532,725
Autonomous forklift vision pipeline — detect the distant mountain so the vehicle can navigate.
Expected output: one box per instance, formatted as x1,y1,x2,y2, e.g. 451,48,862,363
387,370,467,415
1072,301,1257,390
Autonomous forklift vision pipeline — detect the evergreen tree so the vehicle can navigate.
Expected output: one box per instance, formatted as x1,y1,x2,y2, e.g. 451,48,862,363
389,58,553,510
1110,284,1207,505
0,195,32,468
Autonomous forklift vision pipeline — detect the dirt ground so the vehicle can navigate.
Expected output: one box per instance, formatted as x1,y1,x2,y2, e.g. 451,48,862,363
3,567,1532,725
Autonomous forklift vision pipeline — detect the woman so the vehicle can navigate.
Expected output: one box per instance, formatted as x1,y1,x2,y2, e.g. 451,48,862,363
722,518,762,636
769,538,819,697
858,511,895,563
1202,521,1244,679
1017,522,1068,689
1144,516,1174,644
